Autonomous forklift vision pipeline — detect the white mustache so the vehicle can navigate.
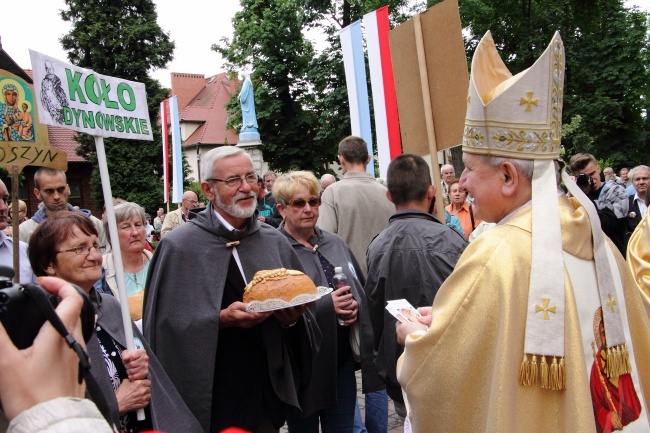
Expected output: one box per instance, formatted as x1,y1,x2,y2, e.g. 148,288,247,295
234,191,256,202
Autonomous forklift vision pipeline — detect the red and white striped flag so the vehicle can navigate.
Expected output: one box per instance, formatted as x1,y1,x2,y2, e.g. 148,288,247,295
365,6,401,179
160,99,170,203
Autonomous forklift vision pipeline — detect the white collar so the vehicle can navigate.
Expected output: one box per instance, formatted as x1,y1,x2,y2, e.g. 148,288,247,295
0,231,11,246
213,207,236,232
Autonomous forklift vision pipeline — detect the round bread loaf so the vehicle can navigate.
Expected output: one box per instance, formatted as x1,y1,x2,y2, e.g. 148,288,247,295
243,268,318,303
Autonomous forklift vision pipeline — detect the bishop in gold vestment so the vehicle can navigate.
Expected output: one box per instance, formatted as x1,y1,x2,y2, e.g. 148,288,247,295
628,213,650,305
396,29,650,433
397,197,650,432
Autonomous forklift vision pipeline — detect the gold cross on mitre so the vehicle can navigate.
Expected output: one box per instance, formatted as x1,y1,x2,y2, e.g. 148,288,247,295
520,91,539,111
535,298,556,320
607,293,617,313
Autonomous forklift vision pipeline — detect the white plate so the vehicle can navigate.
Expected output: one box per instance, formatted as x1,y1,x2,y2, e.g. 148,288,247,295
245,286,333,312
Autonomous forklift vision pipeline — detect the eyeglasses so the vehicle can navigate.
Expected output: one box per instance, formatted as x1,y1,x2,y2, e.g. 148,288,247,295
288,197,320,209
183,199,199,206
207,174,258,189
57,244,107,255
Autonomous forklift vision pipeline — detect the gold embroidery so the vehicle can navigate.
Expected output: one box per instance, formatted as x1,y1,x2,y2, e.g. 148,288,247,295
535,298,556,320
520,92,539,111
462,127,484,147
607,293,617,313
550,39,564,147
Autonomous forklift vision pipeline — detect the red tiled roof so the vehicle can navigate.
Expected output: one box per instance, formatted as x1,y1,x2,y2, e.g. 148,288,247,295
171,73,239,146
47,126,86,162
171,73,205,111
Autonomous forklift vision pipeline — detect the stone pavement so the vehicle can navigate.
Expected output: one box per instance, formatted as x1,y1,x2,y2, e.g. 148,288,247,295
281,370,404,432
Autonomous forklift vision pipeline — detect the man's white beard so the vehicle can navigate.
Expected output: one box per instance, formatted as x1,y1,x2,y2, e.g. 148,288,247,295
215,191,256,219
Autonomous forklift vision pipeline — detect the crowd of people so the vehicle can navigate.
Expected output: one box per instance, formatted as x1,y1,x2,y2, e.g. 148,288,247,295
0,31,649,433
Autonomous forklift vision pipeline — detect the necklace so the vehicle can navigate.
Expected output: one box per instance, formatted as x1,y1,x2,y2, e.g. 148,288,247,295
125,269,146,292
123,255,149,295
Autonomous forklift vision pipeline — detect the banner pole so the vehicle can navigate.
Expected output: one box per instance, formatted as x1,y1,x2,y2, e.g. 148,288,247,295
94,135,145,421
414,14,446,222
11,165,19,284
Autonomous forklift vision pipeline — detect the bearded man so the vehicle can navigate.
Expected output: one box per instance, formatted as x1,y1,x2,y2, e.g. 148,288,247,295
144,146,319,433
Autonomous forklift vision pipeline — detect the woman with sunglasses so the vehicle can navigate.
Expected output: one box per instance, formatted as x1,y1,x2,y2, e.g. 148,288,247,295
27,211,201,433
275,171,376,433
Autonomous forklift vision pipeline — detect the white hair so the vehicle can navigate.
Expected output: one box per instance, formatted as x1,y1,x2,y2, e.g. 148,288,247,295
629,165,650,181
200,147,252,182
441,164,455,174
471,154,535,181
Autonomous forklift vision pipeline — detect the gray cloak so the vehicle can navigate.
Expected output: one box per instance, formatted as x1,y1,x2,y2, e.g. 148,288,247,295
86,289,202,432
280,225,384,418
143,204,319,432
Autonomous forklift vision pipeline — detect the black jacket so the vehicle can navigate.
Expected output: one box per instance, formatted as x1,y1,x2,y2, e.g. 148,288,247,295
626,195,644,239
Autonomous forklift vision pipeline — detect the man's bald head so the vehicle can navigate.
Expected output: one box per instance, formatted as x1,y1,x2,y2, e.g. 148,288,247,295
182,190,199,212
320,174,336,192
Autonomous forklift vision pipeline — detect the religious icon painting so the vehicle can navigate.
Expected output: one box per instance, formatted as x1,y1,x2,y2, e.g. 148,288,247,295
589,307,642,433
567,250,650,433
0,77,36,142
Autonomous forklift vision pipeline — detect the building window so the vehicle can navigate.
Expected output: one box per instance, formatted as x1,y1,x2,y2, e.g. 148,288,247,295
68,179,82,208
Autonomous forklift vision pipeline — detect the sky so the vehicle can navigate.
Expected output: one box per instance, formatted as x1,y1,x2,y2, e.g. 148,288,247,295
1,0,242,88
2,0,649,89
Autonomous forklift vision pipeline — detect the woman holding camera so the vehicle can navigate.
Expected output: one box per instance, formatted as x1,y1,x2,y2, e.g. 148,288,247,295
27,212,201,433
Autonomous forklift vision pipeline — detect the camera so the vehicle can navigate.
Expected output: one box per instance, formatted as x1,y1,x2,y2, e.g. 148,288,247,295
575,173,593,190
0,268,95,350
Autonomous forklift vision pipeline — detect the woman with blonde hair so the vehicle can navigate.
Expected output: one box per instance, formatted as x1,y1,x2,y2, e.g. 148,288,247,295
274,171,377,433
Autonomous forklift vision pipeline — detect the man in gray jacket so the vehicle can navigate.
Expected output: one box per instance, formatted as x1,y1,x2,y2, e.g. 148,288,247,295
365,154,467,415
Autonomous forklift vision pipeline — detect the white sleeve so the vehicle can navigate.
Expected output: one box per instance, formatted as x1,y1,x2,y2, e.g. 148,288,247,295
8,398,114,433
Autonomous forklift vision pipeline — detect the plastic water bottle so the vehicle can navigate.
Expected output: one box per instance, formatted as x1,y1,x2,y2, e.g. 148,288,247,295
332,267,348,325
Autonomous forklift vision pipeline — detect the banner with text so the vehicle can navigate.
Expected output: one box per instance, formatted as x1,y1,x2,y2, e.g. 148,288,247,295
29,50,153,141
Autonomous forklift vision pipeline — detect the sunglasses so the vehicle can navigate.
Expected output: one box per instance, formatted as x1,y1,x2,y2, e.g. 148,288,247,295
288,197,320,209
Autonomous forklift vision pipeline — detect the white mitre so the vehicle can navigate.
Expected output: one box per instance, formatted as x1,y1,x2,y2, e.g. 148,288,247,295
462,31,629,391
463,30,563,160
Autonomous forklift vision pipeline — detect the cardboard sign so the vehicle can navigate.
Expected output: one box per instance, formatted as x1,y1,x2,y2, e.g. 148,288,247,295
29,50,153,141
0,70,67,171
389,0,468,154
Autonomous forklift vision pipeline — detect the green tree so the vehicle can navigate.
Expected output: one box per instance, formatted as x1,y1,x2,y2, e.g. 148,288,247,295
446,0,649,168
214,0,416,175
301,1,417,173
60,0,175,213
213,0,322,173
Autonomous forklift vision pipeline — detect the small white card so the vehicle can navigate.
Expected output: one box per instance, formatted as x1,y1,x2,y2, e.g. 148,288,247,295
386,299,422,323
